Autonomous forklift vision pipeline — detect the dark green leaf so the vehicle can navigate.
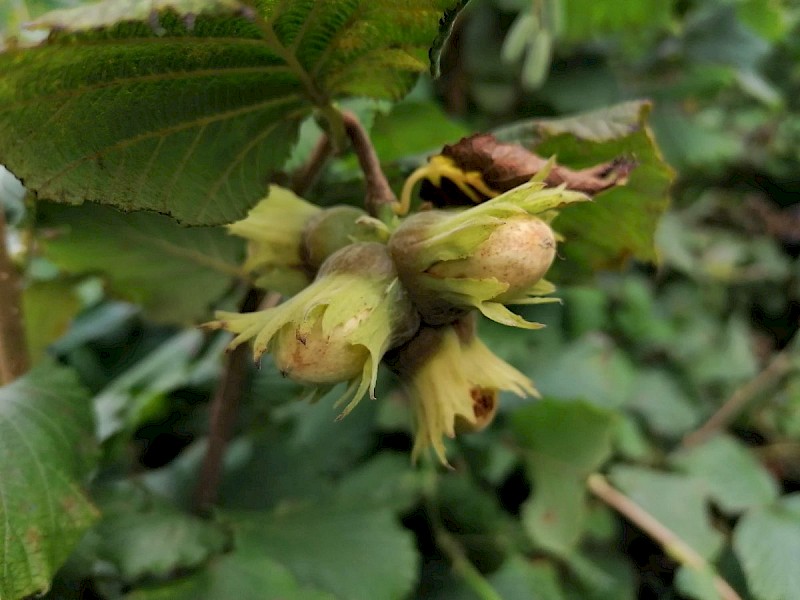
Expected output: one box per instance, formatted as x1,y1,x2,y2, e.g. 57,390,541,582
530,334,635,409
94,330,205,440
610,465,724,560
512,400,615,555
229,504,419,600
0,362,98,599
0,0,467,224
38,203,244,323
85,483,227,581
733,494,800,600
670,435,779,514
494,101,674,275
488,555,566,600
127,554,335,600
628,369,700,438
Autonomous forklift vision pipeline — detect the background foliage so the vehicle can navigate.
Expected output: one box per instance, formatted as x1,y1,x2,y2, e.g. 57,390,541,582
1,0,799,599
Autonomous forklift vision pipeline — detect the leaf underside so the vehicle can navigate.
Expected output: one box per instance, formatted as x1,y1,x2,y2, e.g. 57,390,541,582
0,363,98,600
0,0,467,224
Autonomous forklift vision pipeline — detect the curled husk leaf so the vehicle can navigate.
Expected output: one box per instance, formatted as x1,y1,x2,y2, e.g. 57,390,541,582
389,317,538,465
227,185,320,295
206,242,419,417
389,180,589,328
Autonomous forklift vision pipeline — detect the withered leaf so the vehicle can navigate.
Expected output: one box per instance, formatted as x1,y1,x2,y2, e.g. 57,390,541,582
420,133,635,207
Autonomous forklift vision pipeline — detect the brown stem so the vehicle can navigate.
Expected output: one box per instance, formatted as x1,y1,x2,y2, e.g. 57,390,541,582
193,288,269,515
290,134,333,196
341,110,397,216
0,208,29,384
588,474,742,600
682,350,794,448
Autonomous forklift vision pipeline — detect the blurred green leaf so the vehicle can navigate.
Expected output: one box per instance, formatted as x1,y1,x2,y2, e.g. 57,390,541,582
734,494,800,600
675,565,724,600
610,465,724,560
0,362,98,599
128,554,335,600
530,334,635,409
628,369,700,438
560,0,673,43
83,483,227,581
23,278,82,362
229,504,419,600
0,0,467,224
512,400,615,555
370,101,470,164
488,555,566,600
670,435,779,514
37,203,244,323
94,329,206,440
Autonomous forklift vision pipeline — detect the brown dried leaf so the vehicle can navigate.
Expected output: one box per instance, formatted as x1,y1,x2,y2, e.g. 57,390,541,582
420,133,634,207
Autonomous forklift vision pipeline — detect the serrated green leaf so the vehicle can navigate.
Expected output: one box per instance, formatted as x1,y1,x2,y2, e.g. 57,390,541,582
229,504,419,600
0,362,99,599
0,0,467,224
494,101,674,275
670,435,779,514
610,465,724,560
37,202,244,323
734,494,800,600
512,400,615,555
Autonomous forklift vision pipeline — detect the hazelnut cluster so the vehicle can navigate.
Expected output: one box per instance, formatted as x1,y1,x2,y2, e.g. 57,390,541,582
206,171,588,464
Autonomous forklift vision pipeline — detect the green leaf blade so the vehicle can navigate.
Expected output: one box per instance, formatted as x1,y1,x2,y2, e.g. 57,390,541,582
734,494,800,600
0,363,99,599
37,202,244,323
230,504,420,600
1,0,467,224
1,17,307,224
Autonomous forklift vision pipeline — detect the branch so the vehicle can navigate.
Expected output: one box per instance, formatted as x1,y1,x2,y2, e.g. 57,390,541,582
193,287,267,515
0,208,29,384
341,110,398,217
682,350,794,448
587,474,742,600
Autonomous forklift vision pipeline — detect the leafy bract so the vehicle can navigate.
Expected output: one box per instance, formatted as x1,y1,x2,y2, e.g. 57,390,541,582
0,0,468,224
0,362,98,599
494,101,674,276
37,202,244,323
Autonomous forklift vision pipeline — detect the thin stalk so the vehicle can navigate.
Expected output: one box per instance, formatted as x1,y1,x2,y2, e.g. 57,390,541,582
0,208,29,384
341,110,398,217
682,350,794,448
588,474,742,600
193,288,275,514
